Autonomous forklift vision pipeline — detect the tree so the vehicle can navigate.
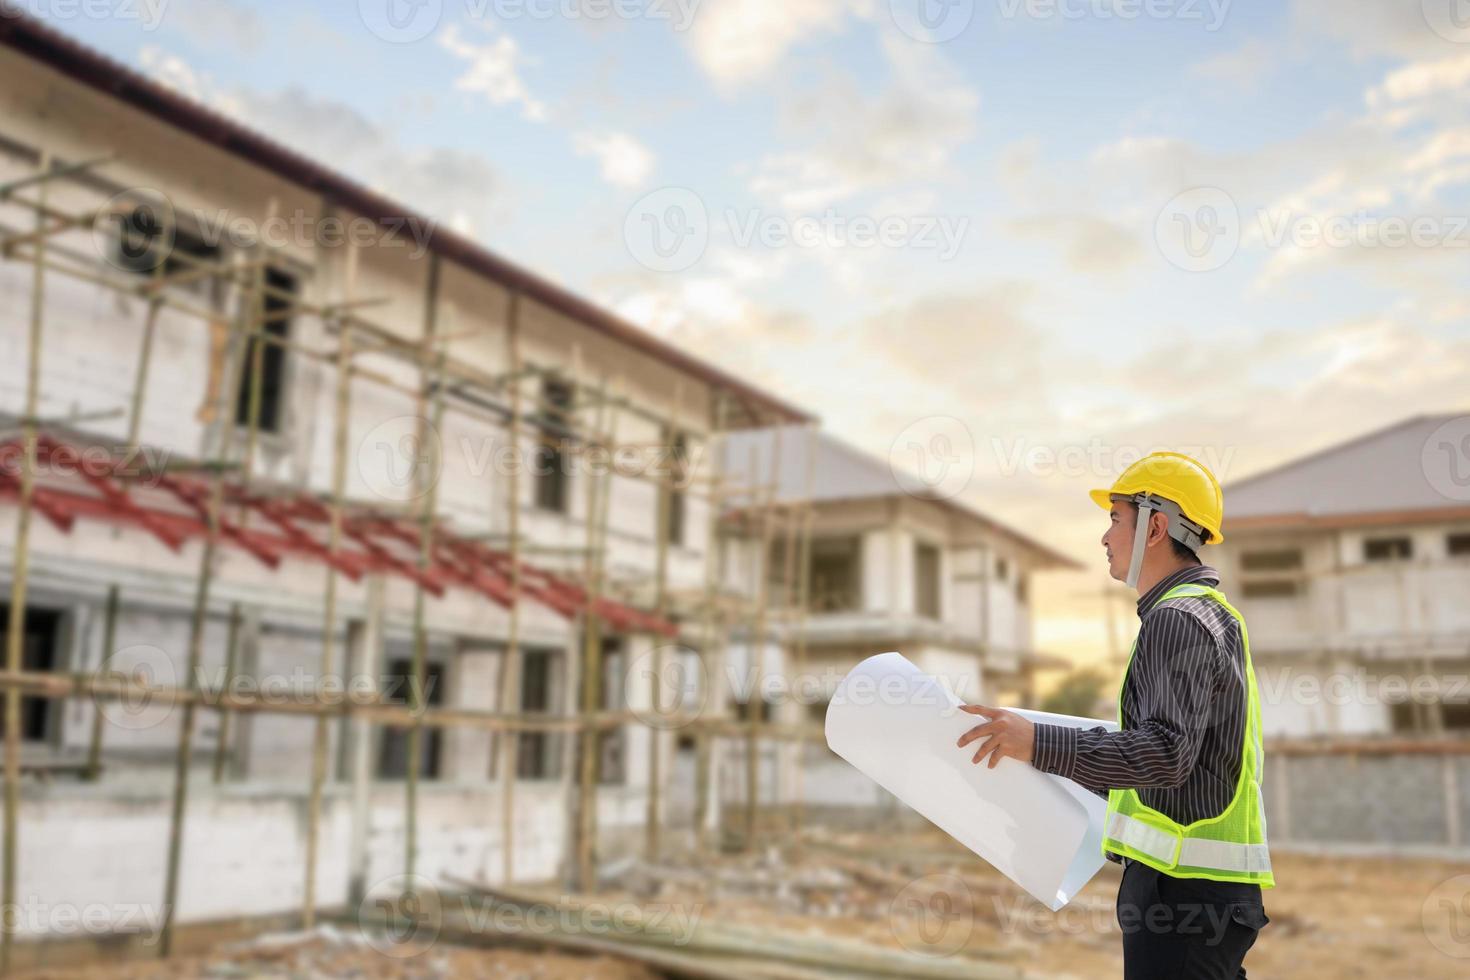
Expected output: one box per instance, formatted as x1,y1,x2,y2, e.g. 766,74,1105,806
1040,668,1111,718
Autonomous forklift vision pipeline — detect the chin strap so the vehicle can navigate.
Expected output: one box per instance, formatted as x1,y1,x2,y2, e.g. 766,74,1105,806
1121,492,1208,589
1124,497,1153,590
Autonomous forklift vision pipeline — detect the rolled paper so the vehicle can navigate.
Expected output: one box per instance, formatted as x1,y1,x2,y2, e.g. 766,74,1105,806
824,651,1117,909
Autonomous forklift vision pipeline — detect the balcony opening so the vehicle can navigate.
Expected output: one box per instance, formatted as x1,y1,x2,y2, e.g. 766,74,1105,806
1241,549,1303,572
1364,536,1413,563
809,536,862,613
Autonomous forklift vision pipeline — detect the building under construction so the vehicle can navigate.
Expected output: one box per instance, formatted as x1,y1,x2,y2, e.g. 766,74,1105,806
0,14,1078,978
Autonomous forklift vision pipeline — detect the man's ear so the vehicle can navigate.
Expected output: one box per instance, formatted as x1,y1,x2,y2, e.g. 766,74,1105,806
1148,510,1170,547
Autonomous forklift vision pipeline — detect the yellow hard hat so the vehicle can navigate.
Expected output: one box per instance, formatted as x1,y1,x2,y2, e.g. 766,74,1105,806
1088,451,1225,544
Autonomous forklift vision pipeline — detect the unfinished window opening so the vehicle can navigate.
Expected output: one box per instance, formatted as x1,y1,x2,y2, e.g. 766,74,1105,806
809,536,862,613
376,656,445,780
0,605,62,743
534,377,574,514
1241,549,1304,572
1241,579,1303,599
665,429,689,547
914,541,941,619
1364,536,1413,563
1448,532,1470,557
234,266,297,434
515,648,563,780
597,637,627,786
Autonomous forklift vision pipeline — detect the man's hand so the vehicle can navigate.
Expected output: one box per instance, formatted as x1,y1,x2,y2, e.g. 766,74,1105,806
956,704,1035,769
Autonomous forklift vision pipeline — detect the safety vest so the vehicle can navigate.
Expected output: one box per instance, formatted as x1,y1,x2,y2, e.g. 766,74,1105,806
1102,582,1275,887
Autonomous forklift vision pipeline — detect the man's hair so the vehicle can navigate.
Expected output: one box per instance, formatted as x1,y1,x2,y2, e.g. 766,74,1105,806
1127,501,1202,565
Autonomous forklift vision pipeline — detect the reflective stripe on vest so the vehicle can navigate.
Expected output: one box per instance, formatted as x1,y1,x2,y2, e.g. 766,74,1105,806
1106,811,1274,874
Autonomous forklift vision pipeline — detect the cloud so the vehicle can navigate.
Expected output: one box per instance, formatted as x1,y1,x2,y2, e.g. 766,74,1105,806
170,0,267,52
1291,0,1470,59
686,0,872,89
573,131,655,188
1190,38,1282,92
1007,214,1144,275
136,47,507,240
439,22,548,122
747,36,978,209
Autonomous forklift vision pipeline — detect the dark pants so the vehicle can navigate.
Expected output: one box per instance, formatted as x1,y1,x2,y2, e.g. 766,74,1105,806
1116,860,1269,979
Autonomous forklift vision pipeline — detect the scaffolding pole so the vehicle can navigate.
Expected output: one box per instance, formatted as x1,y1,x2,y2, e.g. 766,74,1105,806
497,289,523,884
1,151,50,976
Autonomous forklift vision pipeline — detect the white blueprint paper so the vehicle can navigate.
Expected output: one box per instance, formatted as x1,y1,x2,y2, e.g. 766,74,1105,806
823,651,1118,910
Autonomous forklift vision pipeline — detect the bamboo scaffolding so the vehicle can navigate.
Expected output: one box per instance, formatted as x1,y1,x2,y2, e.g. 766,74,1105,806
0,153,833,974
404,255,445,886
302,240,360,927
497,288,524,885
1,152,50,974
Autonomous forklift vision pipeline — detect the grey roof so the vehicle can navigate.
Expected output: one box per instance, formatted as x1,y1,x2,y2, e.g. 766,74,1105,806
721,425,1079,569
1226,414,1470,523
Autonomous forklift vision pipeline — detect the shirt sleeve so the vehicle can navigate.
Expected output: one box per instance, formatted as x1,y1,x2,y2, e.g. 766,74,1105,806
1032,607,1222,795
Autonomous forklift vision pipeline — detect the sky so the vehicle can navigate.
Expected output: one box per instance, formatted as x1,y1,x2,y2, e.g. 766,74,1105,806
25,0,1470,669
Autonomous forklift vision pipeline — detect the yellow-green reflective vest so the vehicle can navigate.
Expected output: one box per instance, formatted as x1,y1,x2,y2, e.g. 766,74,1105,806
1103,582,1275,887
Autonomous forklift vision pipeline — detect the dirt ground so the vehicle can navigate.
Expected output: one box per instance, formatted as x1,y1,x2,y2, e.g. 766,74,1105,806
15,827,1469,978
13,929,661,980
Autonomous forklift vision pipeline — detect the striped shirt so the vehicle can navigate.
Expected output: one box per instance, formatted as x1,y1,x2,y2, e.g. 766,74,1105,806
1032,564,1248,826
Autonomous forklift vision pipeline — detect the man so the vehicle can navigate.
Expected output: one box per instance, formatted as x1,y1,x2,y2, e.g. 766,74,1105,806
956,451,1272,979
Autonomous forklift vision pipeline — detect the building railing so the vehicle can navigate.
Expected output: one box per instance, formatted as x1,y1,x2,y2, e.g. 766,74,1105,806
1237,557,1470,656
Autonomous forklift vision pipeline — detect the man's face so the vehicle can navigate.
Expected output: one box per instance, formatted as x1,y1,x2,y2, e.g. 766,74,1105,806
1101,500,1134,582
